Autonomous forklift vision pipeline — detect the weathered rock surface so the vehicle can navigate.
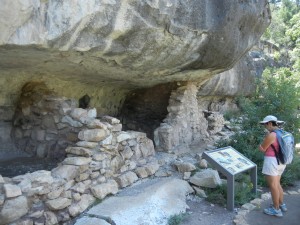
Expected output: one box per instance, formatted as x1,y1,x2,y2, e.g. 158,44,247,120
0,196,29,225
190,169,222,188
83,178,194,225
0,0,270,114
196,50,265,114
198,54,258,97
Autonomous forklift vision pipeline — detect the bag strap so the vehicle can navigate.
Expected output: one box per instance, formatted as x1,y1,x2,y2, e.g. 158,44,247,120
270,131,280,165
270,144,280,165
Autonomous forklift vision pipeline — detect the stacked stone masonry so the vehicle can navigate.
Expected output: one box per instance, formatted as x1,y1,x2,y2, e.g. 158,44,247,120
204,111,225,135
0,82,231,224
154,83,225,152
154,83,204,152
12,82,83,159
0,105,159,225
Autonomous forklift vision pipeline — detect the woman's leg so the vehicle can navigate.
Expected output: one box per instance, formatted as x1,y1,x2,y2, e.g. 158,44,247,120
278,175,284,205
265,175,280,209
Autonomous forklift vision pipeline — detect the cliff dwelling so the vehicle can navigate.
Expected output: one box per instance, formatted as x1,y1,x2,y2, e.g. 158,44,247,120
0,0,271,224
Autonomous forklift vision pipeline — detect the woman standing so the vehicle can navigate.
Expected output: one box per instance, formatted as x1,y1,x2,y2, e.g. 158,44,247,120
258,115,287,217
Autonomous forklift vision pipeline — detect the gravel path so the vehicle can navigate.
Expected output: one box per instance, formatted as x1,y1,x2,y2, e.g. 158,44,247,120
180,195,235,225
180,181,300,225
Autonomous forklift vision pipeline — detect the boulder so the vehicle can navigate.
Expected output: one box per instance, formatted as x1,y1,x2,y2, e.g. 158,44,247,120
189,169,222,188
46,197,72,210
78,129,109,142
68,194,95,217
90,180,119,199
0,196,29,225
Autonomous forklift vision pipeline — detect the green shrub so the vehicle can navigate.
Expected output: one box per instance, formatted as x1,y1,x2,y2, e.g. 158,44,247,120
218,67,300,187
204,176,256,207
281,155,300,186
254,67,300,141
205,184,227,206
234,175,257,206
223,109,241,121
272,51,281,62
167,213,187,225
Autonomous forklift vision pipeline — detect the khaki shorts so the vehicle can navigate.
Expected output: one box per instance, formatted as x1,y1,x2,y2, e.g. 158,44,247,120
262,156,286,176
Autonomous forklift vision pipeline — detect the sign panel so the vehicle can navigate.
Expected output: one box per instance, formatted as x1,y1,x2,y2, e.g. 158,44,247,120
204,146,255,175
202,146,257,211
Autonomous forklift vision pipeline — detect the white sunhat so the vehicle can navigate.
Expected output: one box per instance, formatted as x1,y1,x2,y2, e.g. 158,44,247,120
259,115,285,125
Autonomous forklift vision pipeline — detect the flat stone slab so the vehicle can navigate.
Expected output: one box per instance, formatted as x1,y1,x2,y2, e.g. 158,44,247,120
74,216,110,225
81,178,193,225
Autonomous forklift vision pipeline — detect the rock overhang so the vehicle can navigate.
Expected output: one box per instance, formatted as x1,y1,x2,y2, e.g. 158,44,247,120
0,0,271,111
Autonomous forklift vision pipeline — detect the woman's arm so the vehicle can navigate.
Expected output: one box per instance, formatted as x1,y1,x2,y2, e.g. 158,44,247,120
259,132,276,152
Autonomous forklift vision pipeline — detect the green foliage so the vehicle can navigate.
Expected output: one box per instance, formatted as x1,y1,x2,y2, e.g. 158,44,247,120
235,180,257,206
217,67,300,187
273,51,281,62
204,177,256,207
279,0,299,23
205,184,227,206
281,155,300,186
286,12,300,43
291,45,300,71
167,213,187,225
262,15,288,47
263,0,300,49
256,67,300,141
285,11,300,71
223,109,241,121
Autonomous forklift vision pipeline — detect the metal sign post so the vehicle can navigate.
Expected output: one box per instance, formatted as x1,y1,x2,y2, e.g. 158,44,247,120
202,146,257,211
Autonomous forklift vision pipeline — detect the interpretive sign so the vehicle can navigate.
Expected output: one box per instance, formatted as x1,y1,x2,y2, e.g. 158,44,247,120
204,146,255,175
202,146,257,211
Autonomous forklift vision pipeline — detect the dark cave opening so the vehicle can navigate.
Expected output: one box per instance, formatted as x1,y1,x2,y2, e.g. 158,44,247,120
119,83,178,141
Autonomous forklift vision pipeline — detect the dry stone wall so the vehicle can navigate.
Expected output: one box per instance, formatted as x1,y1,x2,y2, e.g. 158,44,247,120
154,83,227,153
0,82,237,225
0,97,160,225
11,82,80,159
204,111,225,135
197,96,239,114
154,83,208,153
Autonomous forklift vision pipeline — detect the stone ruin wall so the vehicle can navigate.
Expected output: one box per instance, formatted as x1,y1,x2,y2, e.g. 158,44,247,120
0,78,129,163
0,86,161,225
0,81,231,224
10,81,218,159
154,83,204,152
154,83,228,153
11,82,79,160
8,80,237,160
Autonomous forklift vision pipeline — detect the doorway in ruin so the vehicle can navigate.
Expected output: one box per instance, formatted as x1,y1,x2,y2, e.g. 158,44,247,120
119,83,178,141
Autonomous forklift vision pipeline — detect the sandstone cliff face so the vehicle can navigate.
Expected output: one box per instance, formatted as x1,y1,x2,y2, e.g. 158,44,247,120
0,0,270,114
198,54,257,97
